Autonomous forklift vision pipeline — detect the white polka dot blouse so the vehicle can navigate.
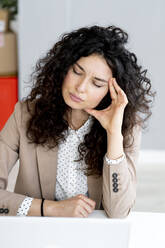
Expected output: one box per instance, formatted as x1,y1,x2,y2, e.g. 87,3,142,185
17,115,94,216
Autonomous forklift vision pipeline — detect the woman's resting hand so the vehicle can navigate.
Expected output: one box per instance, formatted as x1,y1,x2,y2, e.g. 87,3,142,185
46,194,96,218
28,194,96,217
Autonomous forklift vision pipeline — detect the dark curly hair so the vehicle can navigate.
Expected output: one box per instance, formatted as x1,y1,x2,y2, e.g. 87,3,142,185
24,25,155,177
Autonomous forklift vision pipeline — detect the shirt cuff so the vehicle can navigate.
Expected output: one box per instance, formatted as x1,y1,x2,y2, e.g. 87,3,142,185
104,153,125,165
16,197,33,216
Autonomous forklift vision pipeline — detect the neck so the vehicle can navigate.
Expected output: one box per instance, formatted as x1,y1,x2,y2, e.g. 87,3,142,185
65,109,89,130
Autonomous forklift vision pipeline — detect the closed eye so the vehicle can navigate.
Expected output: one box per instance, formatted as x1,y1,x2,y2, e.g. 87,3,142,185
72,67,82,75
93,82,103,88
73,66,104,88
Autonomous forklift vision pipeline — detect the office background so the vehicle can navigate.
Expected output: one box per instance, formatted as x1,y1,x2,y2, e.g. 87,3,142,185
18,0,164,150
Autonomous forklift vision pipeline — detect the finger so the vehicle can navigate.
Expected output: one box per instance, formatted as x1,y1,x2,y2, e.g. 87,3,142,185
78,194,96,209
118,90,128,104
79,207,89,218
109,78,117,100
112,79,128,105
76,199,90,217
82,199,94,213
112,78,124,95
79,212,85,218
84,108,100,121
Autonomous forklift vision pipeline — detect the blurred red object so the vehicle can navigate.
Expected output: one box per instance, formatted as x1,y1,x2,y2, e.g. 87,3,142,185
0,76,18,131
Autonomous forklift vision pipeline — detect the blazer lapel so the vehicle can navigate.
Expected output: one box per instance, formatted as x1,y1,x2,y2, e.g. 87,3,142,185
36,144,58,200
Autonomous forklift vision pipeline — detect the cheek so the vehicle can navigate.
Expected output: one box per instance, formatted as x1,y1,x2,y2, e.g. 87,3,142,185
62,74,71,90
89,88,108,106
62,69,75,87
62,76,70,99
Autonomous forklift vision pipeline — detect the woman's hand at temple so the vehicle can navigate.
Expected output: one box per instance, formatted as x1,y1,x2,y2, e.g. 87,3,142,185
84,78,128,135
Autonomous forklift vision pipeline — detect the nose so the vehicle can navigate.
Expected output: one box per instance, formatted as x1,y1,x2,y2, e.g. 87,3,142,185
76,77,88,93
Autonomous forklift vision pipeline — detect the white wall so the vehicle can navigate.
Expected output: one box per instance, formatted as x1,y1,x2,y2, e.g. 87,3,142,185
18,0,165,150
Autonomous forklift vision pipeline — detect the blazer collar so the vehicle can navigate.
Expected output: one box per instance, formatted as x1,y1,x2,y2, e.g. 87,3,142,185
36,144,102,208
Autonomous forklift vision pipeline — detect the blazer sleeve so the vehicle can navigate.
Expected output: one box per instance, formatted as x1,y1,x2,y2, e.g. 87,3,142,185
0,102,26,216
102,124,142,218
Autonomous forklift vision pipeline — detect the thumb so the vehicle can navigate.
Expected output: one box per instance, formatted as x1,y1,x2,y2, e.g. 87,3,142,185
84,108,99,119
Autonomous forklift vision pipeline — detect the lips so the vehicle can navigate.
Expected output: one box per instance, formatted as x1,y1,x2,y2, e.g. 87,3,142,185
70,93,83,101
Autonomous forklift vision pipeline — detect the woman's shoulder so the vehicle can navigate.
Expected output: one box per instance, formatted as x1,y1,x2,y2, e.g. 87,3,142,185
13,100,36,125
15,99,35,111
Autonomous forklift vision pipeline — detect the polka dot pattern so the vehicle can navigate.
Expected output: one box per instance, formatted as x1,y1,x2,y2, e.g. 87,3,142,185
55,115,93,201
17,197,33,216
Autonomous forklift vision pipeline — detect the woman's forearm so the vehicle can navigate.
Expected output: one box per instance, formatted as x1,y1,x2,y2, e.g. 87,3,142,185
27,198,42,216
106,131,124,160
27,198,59,216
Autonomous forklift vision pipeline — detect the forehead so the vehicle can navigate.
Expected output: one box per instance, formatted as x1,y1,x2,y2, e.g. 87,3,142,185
76,54,113,78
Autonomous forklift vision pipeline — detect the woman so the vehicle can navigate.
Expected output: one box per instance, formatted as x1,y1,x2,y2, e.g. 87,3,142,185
0,25,154,218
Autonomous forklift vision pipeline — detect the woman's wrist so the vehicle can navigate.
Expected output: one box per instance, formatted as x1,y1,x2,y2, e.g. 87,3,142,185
106,131,124,160
27,198,60,217
105,152,125,165
27,198,42,216
44,200,59,217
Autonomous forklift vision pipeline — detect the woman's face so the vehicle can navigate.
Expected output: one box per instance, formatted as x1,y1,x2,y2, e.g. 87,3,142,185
62,53,113,114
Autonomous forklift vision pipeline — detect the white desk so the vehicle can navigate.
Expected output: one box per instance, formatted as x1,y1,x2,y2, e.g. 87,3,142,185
0,211,165,248
128,211,165,248
89,210,165,248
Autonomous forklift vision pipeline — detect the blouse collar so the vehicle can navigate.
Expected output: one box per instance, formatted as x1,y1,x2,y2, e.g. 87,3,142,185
68,115,94,137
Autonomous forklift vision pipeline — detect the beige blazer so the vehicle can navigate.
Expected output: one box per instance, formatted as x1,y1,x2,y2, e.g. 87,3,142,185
0,101,141,217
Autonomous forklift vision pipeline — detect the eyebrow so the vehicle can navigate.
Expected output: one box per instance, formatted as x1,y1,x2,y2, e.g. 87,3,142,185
75,62,108,83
